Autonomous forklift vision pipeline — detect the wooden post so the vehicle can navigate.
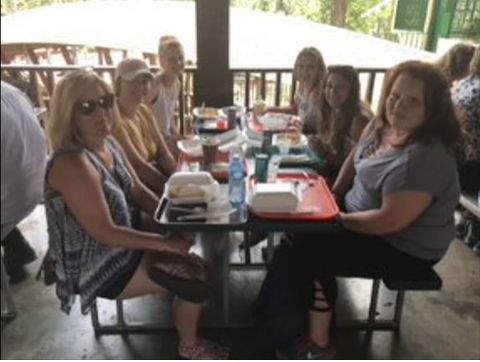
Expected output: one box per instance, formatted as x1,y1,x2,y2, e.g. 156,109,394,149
59,45,76,65
194,0,233,108
424,0,441,51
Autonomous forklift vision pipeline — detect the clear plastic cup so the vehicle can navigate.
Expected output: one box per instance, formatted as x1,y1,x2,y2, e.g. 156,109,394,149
202,138,220,170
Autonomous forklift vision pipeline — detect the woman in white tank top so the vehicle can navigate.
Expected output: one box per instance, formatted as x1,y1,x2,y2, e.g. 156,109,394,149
150,36,185,157
260,47,326,135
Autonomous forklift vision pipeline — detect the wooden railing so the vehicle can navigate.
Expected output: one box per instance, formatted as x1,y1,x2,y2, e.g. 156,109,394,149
1,64,387,134
231,67,388,110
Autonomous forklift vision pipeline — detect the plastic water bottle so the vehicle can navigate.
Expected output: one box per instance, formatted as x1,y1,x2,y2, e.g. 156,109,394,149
228,154,246,205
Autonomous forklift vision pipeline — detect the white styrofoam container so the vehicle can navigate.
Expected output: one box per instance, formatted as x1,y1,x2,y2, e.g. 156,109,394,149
165,172,219,204
247,182,299,213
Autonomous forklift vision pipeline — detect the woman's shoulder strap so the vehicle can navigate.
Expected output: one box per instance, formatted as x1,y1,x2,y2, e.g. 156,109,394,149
105,137,124,161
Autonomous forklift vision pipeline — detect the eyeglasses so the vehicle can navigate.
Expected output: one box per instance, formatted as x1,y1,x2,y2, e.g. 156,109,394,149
76,93,114,116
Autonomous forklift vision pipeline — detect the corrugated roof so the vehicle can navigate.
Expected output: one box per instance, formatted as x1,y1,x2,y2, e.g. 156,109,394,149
1,0,436,68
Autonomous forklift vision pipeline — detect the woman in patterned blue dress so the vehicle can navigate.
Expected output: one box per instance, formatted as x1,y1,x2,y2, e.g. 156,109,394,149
44,69,228,359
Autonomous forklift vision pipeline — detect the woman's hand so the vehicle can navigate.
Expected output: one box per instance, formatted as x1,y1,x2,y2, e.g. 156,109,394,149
171,133,182,143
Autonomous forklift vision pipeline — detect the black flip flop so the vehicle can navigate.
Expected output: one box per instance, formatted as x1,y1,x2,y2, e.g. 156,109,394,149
147,265,212,303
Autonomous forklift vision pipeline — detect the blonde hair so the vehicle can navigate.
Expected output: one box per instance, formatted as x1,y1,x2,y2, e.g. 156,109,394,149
293,47,326,96
158,35,184,60
435,42,476,84
470,46,480,76
114,77,122,97
47,68,116,151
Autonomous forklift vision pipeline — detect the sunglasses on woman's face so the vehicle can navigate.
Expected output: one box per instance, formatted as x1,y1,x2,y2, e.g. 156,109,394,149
76,93,114,116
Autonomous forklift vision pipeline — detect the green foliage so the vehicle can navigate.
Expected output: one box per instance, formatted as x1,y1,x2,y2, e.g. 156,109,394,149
1,0,87,14
233,0,329,22
348,0,388,33
460,17,480,41
233,0,398,42
1,0,398,43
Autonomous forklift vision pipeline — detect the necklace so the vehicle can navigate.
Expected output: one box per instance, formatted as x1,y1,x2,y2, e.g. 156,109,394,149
360,140,394,159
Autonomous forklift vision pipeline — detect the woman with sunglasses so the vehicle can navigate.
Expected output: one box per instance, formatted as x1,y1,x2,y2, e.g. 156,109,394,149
45,69,229,359
112,58,176,195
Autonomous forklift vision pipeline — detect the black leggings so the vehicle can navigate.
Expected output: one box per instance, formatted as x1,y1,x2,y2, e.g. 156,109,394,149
292,230,438,311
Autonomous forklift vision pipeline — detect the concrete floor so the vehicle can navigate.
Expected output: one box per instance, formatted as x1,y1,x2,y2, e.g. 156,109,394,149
1,205,479,359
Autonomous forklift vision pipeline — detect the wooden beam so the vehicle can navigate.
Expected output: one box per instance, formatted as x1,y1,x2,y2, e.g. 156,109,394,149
97,47,104,65
26,47,40,65
424,0,440,51
59,45,75,65
142,53,157,66
98,47,113,65
194,0,233,108
25,46,53,94
95,47,113,65
1,50,12,64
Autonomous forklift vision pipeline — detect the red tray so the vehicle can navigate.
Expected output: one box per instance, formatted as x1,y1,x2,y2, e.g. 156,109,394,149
177,151,248,181
248,172,339,220
194,118,228,132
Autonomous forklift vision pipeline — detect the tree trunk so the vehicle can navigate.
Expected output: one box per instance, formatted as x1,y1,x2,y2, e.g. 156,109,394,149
275,0,286,13
331,0,348,27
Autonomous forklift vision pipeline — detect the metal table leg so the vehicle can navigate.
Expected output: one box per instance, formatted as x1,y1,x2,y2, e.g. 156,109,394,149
266,232,275,262
195,231,231,326
1,250,16,320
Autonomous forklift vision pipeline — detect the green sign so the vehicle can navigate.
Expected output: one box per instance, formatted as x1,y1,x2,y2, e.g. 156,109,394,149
394,0,430,31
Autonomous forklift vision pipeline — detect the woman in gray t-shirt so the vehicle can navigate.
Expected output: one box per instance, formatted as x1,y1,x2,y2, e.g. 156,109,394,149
274,61,466,359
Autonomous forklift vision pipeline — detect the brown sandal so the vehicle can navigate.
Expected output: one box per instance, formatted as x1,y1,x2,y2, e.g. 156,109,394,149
148,253,212,303
153,252,207,281
178,338,229,360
